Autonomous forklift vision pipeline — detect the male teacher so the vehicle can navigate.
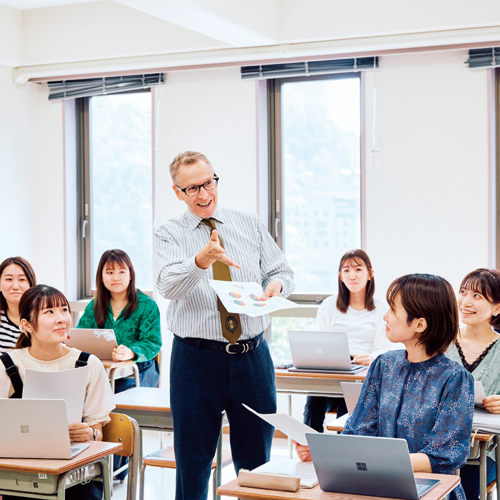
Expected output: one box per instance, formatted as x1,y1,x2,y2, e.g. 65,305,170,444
155,151,294,500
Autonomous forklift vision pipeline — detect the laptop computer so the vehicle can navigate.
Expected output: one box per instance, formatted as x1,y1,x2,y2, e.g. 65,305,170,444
307,433,440,500
341,381,363,415
0,399,90,459
66,328,117,360
287,331,365,374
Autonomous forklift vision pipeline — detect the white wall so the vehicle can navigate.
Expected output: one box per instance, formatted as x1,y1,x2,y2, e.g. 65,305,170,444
0,67,65,289
363,50,491,295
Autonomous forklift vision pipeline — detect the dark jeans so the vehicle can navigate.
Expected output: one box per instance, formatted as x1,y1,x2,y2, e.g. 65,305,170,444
114,359,160,480
303,396,348,433
3,481,103,500
459,458,496,500
170,334,276,500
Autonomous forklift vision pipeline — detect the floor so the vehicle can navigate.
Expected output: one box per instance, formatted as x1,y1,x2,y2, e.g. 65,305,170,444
112,431,292,500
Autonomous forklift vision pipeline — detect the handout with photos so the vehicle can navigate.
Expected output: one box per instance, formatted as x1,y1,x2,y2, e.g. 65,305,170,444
208,280,297,317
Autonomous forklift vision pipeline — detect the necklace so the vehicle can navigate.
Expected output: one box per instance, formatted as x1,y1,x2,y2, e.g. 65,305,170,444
111,299,127,314
460,330,497,354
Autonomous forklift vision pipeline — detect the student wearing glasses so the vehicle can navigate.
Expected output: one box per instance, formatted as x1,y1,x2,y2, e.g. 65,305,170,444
155,151,294,500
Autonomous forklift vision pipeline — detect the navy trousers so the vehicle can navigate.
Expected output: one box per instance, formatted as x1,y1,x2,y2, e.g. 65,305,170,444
170,334,276,500
303,396,348,433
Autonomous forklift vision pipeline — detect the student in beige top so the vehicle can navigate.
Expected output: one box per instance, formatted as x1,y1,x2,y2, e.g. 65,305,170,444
0,285,114,500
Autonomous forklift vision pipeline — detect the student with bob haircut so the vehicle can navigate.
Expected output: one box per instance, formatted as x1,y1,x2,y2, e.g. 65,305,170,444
0,285,114,500
297,274,474,500
78,249,162,392
447,268,500,500
0,256,36,353
303,249,397,432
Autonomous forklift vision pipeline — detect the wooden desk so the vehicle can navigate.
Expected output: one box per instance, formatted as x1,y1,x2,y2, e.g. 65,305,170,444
0,441,122,499
101,359,140,392
217,473,459,500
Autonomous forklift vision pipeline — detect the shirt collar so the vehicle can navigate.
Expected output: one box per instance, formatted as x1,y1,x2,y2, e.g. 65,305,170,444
185,206,225,231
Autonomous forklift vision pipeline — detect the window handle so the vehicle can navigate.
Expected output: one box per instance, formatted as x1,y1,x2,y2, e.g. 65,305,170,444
275,217,280,238
82,219,88,239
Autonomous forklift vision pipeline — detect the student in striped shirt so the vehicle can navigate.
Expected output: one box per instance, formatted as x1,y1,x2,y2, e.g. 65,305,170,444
0,257,36,353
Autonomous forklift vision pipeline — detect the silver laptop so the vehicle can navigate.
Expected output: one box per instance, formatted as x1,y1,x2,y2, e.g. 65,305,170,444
341,381,363,415
307,433,440,500
287,331,365,374
66,328,117,360
0,399,90,459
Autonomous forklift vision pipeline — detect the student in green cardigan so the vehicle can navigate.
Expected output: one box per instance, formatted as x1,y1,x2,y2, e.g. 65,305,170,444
78,249,162,393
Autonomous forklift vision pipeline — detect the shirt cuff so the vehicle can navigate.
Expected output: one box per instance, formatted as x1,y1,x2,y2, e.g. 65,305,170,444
186,255,210,278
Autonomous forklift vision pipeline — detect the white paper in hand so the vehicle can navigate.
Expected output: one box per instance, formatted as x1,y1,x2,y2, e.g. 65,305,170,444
243,404,317,445
23,366,88,425
475,381,487,407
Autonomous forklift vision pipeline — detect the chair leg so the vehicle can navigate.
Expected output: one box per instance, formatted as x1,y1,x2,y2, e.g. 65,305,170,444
212,467,217,500
139,463,147,500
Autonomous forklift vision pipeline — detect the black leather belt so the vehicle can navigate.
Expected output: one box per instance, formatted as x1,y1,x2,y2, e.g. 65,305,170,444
178,334,263,354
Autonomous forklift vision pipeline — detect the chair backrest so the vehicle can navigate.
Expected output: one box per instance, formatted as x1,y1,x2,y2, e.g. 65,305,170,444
103,412,138,457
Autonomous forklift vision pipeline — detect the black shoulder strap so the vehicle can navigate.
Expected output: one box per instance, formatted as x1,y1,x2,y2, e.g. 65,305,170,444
0,353,23,399
75,351,91,368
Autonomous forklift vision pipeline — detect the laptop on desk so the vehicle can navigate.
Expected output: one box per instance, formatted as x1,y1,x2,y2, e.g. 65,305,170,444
287,331,365,374
66,328,117,360
307,433,440,500
0,399,90,459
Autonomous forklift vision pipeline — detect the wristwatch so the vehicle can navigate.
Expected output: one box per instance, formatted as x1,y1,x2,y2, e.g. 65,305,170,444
92,428,98,441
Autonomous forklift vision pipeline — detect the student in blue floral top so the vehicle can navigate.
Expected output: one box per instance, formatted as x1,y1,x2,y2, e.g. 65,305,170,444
78,249,162,393
297,274,474,500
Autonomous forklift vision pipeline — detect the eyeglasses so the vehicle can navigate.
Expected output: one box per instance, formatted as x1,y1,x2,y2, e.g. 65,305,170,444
177,176,219,196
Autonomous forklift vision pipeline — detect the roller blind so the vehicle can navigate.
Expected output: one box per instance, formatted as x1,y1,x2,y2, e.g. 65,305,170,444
466,48,500,69
241,57,378,80
48,73,165,101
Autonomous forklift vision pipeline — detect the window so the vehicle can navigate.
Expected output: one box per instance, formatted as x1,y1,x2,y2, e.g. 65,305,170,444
266,74,362,365
77,91,154,298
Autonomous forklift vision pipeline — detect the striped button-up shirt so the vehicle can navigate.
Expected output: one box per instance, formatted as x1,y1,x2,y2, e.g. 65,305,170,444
154,207,294,341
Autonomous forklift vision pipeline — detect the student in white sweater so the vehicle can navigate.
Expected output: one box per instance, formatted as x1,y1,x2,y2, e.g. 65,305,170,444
303,249,397,432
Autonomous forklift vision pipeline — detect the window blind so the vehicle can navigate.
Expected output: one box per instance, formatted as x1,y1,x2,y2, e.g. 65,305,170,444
48,73,165,101
466,48,500,69
241,57,378,80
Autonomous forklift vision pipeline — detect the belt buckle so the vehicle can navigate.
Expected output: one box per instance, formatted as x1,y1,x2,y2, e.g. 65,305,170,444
226,343,239,354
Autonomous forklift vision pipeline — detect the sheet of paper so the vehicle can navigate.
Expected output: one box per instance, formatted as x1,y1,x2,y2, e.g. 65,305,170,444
23,366,88,425
474,381,487,407
208,280,297,317
252,458,318,488
243,404,317,445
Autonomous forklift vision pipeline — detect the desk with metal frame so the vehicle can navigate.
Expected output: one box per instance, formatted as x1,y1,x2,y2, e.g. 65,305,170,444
0,442,121,500
101,359,140,392
217,472,460,500
112,387,225,500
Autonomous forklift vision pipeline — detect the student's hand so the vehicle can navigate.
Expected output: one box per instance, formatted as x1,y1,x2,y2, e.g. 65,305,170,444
261,281,282,301
112,344,135,362
69,422,92,442
352,353,373,366
483,395,500,413
195,230,241,270
292,440,312,462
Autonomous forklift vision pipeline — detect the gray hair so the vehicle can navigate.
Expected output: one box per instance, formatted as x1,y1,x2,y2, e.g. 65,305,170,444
169,151,213,184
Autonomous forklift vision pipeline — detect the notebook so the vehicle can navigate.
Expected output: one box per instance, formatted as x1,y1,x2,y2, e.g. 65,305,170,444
66,328,117,360
287,331,365,374
341,381,363,415
307,433,440,500
0,399,90,459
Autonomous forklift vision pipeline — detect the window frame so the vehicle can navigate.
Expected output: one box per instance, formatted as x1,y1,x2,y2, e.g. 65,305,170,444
267,72,366,304
76,89,154,299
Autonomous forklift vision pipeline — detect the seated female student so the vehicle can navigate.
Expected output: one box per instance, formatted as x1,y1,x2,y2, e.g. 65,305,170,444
0,257,36,353
0,284,114,500
446,268,500,500
78,249,162,393
304,249,397,432
298,274,474,500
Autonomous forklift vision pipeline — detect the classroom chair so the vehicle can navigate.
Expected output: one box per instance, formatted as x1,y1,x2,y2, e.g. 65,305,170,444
103,413,140,500
465,433,499,500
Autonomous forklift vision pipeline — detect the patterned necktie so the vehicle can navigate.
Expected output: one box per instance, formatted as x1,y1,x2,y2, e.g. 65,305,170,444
202,218,242,344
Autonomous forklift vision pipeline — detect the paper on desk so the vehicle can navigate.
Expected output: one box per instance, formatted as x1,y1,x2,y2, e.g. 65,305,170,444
243,404,317,445
475,381,487,407
23,366,88,425
208,280,297,317
251,458,318,488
